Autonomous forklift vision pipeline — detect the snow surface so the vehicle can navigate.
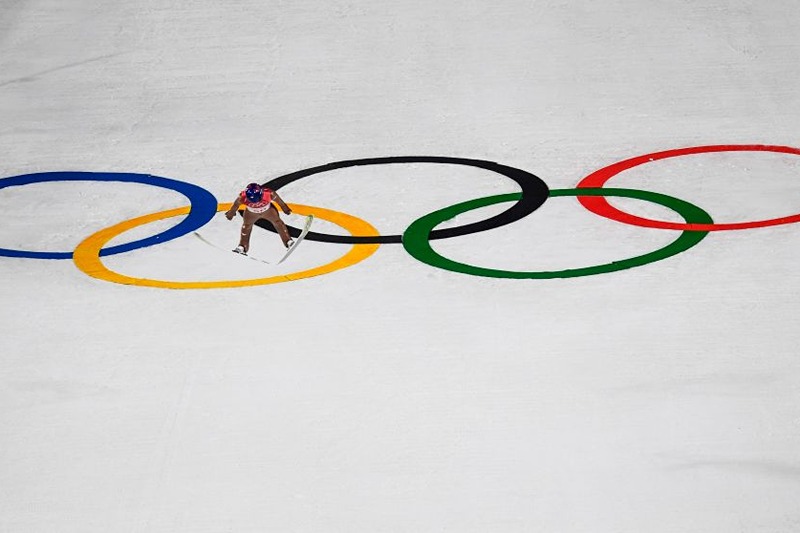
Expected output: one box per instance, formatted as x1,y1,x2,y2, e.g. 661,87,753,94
1,1,799,531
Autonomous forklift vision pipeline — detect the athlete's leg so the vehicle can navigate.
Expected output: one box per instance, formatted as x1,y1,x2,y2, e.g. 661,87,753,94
238,210,259,252
261,206,292,247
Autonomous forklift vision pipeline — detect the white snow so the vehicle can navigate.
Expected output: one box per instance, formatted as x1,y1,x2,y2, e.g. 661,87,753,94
2,1,799,531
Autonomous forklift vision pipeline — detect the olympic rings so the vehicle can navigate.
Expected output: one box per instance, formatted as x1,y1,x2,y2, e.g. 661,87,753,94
257,156,549,244
2,146,797,289
73,203,380,289
402,188,712,279
0,171,217,259
576,144,800,231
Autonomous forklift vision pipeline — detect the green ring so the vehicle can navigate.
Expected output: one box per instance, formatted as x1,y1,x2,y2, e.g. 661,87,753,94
402,188,713,279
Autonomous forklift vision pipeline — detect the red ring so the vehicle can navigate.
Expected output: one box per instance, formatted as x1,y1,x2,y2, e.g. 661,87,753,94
576,144,800,231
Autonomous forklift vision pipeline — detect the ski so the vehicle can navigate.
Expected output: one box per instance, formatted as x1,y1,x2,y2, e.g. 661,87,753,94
193,232,272,264
277,215,314,264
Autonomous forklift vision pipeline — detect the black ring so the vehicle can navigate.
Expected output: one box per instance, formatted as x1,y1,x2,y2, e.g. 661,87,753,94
255,156,549,244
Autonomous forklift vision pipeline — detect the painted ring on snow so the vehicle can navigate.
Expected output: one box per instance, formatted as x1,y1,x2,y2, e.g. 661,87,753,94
402,187,712,279
256,156,550,244
576,144,800,231
73,202,380,289
0,171,218,259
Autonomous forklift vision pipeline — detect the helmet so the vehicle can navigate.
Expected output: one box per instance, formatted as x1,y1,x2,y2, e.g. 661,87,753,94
245,183,263,202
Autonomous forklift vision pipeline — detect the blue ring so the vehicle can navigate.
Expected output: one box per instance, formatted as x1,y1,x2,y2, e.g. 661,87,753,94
0,172,218,259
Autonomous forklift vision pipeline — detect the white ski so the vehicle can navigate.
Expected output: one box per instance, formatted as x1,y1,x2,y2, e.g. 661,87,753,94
278,215,314,264
193,232,272,264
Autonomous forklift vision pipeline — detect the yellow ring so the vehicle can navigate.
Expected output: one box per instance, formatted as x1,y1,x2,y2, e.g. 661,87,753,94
73,203,380,289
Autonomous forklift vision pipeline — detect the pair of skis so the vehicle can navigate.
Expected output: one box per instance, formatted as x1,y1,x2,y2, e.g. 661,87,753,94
195,214,314,265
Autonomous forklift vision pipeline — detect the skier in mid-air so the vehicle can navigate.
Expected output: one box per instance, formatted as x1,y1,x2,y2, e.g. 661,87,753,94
225,182,293,255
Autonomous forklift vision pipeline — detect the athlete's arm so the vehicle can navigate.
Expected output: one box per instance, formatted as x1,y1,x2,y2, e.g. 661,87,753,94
272,191,292,215
225,194,243,220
